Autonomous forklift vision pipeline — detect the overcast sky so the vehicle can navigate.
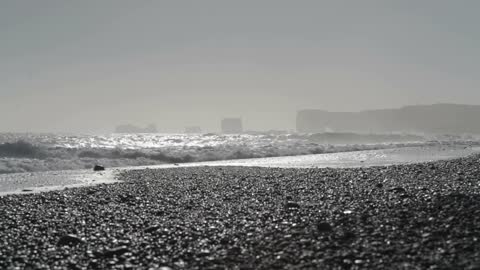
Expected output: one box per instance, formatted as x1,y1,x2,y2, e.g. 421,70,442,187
1,0,479,133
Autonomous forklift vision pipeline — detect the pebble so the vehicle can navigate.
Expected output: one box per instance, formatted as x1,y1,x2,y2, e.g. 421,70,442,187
93,165,105,171
317,222,333,232
1,156,479,269
144,225,161,233
103,246,130,258
57,235,85,246
285,201,300,209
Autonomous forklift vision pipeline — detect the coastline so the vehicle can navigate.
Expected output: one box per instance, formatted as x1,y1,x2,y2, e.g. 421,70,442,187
1,144,479,196
1,155,479,268
0,168,121,196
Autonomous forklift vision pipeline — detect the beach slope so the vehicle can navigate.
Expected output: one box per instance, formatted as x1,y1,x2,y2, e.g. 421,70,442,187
1,157,479,269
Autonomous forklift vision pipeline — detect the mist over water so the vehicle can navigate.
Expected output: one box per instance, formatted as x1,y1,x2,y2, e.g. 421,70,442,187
2,2,480,134
1,2,480,174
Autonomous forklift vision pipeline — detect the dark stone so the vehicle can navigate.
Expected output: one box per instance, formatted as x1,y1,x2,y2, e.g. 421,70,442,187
389,187,406,193
118,194,135,203
103,246,130,257
93,165,105,171
144,225,161,233
342,231,356,240
317,222,333,232
285,201,300,209
57,234,85,246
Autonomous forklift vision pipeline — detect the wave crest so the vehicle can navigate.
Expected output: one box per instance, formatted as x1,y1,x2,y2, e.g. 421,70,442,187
0,141,47,159
0,132,477,174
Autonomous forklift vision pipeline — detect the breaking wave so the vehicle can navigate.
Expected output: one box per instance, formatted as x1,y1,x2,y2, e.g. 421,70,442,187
0,132,478,174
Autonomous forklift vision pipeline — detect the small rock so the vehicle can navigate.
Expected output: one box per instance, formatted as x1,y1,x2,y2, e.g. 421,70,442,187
317,222,333,232
57,234,85,246
144,225,161,233
119,194,135,203
174,260,186,268
354,259,364,265
93,165,105,171
342,231,356,240
198,249,211,257
103,246,130,257
389,187,406,193
285,201,300,209
220,237,230,245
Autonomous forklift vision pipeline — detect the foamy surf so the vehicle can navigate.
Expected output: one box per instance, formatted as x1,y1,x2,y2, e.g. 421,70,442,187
1,132,477,174
2,144,479,196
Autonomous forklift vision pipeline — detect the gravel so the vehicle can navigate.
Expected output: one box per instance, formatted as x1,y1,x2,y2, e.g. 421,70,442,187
1,156,480,269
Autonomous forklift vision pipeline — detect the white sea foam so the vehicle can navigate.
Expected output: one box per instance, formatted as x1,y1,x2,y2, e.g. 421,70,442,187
0,132,478,174
2,144,480,196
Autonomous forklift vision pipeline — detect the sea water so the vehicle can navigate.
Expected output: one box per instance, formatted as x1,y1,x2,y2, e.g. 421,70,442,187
0,132,478,174
1,132,479,195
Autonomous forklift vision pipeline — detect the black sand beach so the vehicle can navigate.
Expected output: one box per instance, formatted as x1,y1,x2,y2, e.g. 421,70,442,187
1,156,480,269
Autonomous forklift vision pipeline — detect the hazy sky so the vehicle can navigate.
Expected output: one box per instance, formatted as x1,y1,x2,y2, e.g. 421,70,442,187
1,0,479,133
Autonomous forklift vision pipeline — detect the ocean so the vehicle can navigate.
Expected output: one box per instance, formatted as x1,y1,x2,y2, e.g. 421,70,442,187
0,132,478,174
1,132,480,195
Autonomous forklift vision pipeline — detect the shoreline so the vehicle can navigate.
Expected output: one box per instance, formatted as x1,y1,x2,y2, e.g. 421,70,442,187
1,144,479,196
0,168,121,196
0,155,479,268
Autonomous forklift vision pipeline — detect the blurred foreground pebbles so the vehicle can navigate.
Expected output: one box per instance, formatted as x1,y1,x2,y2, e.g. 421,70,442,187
0,156,480,269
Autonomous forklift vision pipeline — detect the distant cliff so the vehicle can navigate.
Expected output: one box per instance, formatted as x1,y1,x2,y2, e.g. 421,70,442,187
297,104,480,134
185,126,202,134
115,124,158,133
221,118,243,134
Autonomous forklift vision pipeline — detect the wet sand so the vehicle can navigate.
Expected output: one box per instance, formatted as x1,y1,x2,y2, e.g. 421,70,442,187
0,168,120,196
